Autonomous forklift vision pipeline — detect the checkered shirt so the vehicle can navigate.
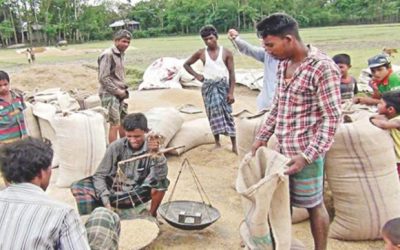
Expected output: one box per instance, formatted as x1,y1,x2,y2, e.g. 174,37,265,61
256,45,341,162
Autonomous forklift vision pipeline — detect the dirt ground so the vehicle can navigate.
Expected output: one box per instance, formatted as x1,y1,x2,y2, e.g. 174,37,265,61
10,64,385,249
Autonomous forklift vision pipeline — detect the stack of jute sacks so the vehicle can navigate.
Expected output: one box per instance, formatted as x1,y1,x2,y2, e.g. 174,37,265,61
23,88,107,188
235,105,400,248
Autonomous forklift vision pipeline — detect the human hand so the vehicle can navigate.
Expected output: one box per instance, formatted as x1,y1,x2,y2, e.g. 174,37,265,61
116,89,127,99
147,132,162,153
195,74,205,82
251,140,267,156
104,203,113,210
227,93,235,104
227,29,239,40
284,154,308,175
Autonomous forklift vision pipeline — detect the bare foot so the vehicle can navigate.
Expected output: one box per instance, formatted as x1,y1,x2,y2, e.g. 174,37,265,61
232,145,238,155
213,143,222,150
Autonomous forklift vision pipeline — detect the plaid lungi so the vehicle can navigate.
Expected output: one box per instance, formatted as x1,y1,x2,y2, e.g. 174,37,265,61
100,93,128,126
85,207,120,250
71,176,152,215
201,78,236,137
290,156,324,208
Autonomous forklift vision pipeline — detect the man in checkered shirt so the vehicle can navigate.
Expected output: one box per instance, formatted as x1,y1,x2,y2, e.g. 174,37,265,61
251,13,341,250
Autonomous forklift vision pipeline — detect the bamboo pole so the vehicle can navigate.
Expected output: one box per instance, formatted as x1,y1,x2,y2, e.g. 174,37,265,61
117,145,185,167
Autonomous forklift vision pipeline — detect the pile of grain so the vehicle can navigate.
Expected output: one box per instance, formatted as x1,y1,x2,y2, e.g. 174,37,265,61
119,218,159,250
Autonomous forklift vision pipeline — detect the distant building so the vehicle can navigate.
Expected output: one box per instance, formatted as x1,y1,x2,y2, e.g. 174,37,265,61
109,19,140,32
22,22,44,43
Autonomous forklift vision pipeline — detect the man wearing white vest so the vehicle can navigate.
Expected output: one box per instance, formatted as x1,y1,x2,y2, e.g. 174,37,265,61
184,25,237,154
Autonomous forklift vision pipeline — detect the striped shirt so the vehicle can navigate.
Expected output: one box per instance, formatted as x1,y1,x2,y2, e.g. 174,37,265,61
256,45,341,162
0,183,90,250
0,90,27,144
98,46,128,96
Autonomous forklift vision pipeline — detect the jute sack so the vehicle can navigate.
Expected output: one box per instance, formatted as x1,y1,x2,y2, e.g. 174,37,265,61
236,111,268,159
32,102,60,167
23,102,41,138
236,147,291,250
264,136,309,225
53,110,106,187
145,108,184,146
326,116,400,240
167,118,214,155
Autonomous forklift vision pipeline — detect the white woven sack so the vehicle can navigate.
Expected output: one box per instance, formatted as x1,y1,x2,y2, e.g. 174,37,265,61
23,102,41,138
145,108,184,147
53,110,106,187
167,118,214,155
236,111,268,159
32,102,60,167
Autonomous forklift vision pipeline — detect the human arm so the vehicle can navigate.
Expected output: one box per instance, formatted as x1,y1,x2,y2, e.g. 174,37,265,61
227,29,265,62
92,145,119,207
58,209,90,250
370,115,400,129
225,49,235,104
98,53,127,99
353,77,359,94
183,49,205,82
353,96,380,105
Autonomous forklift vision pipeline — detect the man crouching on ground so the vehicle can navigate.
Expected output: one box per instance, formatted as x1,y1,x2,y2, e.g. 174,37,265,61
71,113,169,217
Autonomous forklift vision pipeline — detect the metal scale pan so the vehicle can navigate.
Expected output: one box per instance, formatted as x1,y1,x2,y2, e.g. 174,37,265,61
159,200,220,230
159,158,220,230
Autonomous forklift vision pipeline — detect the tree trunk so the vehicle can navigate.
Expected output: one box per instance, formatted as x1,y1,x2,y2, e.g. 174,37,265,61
8,7,18,44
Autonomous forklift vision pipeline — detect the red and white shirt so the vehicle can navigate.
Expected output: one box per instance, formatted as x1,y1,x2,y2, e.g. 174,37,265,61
256,45,341,162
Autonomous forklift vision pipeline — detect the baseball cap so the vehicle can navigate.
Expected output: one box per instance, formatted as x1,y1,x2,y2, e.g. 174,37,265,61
368,54,390,68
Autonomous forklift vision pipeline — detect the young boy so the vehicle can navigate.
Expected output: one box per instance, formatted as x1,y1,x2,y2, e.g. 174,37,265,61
332,53,358,101
0,70,27,144
370,90,400,176
382,217,400,250
183,25,237,154
98,29,131,144
355,54,400,105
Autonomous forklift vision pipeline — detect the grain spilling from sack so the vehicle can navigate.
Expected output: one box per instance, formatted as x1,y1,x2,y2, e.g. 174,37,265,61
119,218,159,250
326,116,400,240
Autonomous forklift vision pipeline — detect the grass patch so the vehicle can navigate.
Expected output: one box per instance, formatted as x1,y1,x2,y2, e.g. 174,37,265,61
126,66,144,89
0,23,399,81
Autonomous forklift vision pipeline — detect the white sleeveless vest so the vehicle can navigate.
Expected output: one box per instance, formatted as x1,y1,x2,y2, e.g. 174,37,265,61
203,46,229,82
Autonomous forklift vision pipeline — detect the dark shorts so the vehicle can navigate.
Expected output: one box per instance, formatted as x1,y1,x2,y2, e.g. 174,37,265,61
100,93,128,126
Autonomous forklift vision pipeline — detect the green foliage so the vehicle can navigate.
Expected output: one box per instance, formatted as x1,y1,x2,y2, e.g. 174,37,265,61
125,66,144,89
1,0,400,44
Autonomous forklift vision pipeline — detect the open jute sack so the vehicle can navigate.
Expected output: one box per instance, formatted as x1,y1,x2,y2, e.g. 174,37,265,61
53,110,106,188
326,116,400,240
236,147,291,250
145,107,184,146
167,118,214,155
236,111,268,159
